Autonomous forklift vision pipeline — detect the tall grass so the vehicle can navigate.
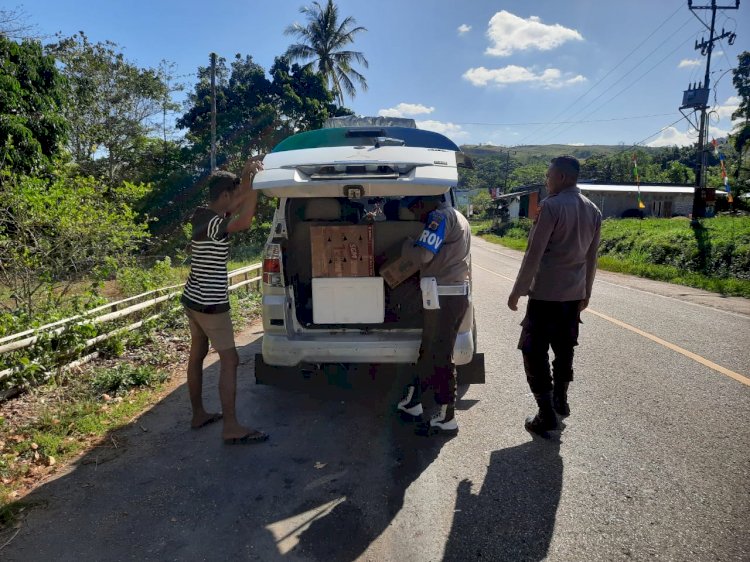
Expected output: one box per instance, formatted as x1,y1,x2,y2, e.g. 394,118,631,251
474,216,750,298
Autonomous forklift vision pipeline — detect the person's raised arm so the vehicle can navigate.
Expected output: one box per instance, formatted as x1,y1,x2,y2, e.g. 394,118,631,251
226,156,264,234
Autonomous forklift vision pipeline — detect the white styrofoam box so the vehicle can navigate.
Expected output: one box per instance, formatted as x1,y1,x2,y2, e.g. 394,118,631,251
312,277,385,324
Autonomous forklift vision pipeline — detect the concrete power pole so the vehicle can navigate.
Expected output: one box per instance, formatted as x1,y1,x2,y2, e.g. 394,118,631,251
681,0,739,219
210,52,217,173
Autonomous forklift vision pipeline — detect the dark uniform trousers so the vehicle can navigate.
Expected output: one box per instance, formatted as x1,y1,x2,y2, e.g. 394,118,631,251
518,299,581,395
416,294,470,405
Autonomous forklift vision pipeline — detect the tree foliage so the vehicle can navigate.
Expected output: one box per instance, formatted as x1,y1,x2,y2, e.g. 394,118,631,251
48,32,170,185
141,53,349,246
0,171,149,316
0,35,67,174
284,0,368,105
178,54,276,164
730,51,750,191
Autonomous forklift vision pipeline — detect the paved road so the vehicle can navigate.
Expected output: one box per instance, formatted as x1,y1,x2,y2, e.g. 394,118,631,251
3,237,749,561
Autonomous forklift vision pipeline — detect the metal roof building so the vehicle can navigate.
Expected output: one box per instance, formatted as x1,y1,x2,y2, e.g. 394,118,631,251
495,183,727,219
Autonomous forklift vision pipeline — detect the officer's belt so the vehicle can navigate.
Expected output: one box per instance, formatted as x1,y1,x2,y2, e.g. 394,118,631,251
437,283,469,296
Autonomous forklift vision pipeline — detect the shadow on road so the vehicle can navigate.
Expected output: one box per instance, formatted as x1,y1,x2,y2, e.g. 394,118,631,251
443,436,563,562
1,336,448,561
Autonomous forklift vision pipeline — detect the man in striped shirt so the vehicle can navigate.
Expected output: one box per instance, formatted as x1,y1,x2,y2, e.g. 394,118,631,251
182,157,269,444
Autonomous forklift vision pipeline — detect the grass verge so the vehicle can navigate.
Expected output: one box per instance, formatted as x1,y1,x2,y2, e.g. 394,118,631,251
0,290,261,528
472,217,750,298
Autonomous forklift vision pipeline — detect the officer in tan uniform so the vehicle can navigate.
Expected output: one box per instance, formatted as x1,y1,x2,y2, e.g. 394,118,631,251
396,194,472,435
508,156,601,435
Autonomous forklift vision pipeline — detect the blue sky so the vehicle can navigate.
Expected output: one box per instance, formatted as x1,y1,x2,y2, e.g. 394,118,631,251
17,0,748,147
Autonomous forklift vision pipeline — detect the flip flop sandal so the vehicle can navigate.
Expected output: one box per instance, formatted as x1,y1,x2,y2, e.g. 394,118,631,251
191,413,223,429
224,431,269,445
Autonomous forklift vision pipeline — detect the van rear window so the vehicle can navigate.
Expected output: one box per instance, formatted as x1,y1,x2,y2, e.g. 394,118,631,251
272,127,460,153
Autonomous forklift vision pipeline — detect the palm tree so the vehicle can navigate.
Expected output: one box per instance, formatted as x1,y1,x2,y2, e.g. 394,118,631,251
284,0,369,105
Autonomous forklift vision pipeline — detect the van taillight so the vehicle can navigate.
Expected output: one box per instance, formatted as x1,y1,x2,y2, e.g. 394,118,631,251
262,243,283,286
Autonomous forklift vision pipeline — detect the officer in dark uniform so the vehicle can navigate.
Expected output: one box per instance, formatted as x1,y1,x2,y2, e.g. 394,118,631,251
396,195,472,435
508,156,602,435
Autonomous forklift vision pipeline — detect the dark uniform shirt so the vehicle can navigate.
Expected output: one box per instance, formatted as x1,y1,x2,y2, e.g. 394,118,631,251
512,186,602,302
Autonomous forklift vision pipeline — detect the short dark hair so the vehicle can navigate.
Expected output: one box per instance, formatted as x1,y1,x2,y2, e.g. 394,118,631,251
403,194,443,209
207,171,240,202
550,155,580,177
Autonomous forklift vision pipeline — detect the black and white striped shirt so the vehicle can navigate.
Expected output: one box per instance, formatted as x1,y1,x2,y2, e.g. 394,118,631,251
182,208,231,313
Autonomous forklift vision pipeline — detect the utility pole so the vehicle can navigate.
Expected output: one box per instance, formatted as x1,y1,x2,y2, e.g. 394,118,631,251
502,149,517,192
681,0,739,219
210,52,217,173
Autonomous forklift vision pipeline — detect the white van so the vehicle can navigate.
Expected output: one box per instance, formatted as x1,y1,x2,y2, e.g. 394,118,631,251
252,118,484,384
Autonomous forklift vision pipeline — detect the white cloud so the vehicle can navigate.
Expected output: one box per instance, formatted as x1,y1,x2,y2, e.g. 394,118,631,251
713,96,740,120
458,24,471,35
646,125,732,147
416,120,469,140
707,126,731,141
378,103,435,118
463,65,586,88
678,58,702,68
568,142,585,146
647,127,698,147
485,10,583,57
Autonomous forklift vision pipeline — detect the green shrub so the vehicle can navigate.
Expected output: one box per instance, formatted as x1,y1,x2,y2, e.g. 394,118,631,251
92,364,166,395
480,216,750,297
116,256,178,296
490,218,533,238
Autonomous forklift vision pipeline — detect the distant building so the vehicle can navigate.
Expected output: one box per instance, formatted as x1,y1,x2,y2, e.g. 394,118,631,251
455,188,486,216
494,183,727,219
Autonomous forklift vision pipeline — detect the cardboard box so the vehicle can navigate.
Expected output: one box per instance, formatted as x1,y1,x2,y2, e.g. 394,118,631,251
380,246,420,288
312,277,385,324
311,224,374,278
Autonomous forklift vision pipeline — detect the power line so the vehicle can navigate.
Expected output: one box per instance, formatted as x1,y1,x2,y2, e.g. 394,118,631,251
631,114,694,148
596,114,694,158
543,31,699,144
513,3,685,146
453,112,677,127
536,16,698,144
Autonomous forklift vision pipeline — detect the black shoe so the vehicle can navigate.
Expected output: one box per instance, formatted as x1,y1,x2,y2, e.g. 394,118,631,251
396,385,423,419
526,391,561,435
553,393,570,417
524,412,561,435
553,381,570,417
416,404,458,436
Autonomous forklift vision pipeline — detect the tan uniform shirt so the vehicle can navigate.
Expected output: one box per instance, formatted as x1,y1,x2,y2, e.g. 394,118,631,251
511,187,602,302
402,203,472,285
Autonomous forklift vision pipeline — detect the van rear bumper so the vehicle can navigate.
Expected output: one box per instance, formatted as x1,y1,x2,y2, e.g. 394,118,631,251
262,330,474,367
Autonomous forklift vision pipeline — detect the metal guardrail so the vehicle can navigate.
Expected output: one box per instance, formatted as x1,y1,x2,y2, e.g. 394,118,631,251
0,263,262,381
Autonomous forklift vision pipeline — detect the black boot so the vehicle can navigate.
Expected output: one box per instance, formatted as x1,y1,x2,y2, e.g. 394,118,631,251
396,380,423,419
525,391,560,435
415,404,458,436
553,381,570,417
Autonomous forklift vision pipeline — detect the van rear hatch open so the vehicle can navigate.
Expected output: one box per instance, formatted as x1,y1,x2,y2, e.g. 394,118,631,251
280,196,426,330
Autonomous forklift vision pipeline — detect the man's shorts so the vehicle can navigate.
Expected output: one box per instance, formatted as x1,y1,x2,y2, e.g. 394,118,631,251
184,307,235,352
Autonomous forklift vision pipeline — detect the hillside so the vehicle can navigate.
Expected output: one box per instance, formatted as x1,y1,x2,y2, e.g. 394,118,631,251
461,144,663,164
